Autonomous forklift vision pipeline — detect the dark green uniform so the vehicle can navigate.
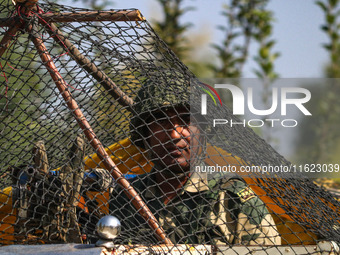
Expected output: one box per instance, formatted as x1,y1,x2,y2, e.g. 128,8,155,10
110,170,281,245
123,72,281,245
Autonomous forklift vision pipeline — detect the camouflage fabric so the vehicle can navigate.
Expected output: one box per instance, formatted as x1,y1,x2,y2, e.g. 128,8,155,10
110,170,281,245
126,71,280,245
84,168,115,191
130,71,191,149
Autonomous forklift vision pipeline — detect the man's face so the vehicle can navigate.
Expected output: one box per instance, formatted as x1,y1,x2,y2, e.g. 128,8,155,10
146,108,201,174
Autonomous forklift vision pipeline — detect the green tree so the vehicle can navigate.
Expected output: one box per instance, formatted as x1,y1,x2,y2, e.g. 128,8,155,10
152,0,193,62
252,6,280,144
295,0,340,165
317,0,340,77
209,0,280,139
210,0,272,78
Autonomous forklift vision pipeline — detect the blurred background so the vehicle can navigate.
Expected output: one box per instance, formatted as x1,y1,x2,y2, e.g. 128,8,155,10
59,0,340,186
5,0,340,185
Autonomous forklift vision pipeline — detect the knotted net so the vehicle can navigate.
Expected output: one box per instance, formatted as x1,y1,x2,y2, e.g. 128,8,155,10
0,0,339,253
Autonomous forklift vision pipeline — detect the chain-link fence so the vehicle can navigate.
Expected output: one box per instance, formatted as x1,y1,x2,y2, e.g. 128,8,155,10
0,0,339,253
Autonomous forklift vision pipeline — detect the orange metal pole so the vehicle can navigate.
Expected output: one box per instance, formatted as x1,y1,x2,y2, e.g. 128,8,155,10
40,21,134,109
0,10,143,27
28,25,172,245
39,10,145,23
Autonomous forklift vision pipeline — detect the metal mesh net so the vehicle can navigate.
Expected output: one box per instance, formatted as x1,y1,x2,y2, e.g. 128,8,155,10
0,0,340,253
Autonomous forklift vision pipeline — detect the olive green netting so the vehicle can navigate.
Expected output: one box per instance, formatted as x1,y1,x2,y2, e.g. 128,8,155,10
0,0,339,253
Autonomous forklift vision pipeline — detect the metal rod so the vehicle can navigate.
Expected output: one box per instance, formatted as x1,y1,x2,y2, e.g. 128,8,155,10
41,21,134,109
0,10,145,27
0,10,144,27
0,7,134,109
40,10,145,23
28,25,172,245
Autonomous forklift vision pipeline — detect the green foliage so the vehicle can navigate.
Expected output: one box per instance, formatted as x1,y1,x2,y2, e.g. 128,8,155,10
316,0,340,77
210,0,273,78
295,0,340,165
252,5,280,144
317,0,340,163
152,0,194,62
208,0,280,145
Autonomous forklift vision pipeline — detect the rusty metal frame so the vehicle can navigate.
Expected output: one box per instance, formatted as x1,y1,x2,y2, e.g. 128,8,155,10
0,0,172,245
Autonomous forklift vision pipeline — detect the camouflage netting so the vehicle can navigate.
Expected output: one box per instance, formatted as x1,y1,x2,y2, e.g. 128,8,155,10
0,0,339,253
